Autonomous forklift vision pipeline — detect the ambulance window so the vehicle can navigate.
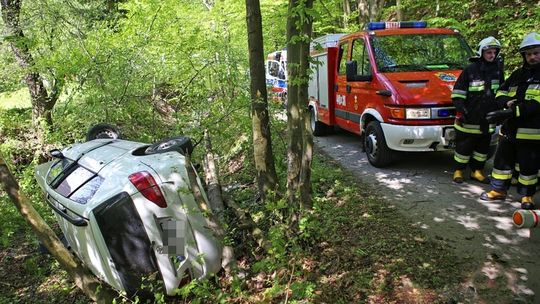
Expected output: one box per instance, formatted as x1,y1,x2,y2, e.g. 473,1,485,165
267,61,280,78
338,42,349,75
352,38,372,76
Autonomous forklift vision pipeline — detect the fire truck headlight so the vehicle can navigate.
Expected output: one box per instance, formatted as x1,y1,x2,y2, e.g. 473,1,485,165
388,107,405,119
406,108,430,119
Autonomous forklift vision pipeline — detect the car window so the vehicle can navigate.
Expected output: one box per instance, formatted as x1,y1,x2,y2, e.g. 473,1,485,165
47,159,74,185
338,42,349,75
351,38,372,76
69,175,104,204
55,165,95,197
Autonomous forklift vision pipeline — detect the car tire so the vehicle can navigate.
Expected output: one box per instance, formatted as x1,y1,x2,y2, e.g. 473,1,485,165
145,136,193,155
86,123,121,141
365,121,393,167
310,107,327,136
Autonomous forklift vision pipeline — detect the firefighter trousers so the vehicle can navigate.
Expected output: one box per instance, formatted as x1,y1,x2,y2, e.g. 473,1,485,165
453,130,491,171
491,137,540,196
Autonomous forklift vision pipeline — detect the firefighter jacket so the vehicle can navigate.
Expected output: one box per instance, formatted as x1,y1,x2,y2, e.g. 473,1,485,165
495,62,540,142
451,58,504,135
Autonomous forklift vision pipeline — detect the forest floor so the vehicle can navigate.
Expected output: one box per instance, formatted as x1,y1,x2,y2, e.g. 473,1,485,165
313,130,540,304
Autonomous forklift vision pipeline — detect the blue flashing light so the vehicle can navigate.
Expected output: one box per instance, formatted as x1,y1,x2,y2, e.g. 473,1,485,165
437,109,450,117
402,21,427,28
367,22,386,30
366,21,427,30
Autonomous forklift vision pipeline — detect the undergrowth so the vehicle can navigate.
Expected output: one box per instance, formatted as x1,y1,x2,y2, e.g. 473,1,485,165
0,104,472,304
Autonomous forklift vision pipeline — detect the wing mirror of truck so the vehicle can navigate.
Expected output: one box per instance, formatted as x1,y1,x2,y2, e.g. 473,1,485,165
346,61,373,82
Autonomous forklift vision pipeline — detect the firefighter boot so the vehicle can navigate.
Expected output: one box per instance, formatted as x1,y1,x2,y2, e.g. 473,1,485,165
453,170,464,184
521,196,535,210
480,189,507,201
470,170,489,184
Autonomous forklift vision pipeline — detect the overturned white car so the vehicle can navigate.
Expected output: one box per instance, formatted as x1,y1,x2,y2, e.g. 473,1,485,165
34,127,222,297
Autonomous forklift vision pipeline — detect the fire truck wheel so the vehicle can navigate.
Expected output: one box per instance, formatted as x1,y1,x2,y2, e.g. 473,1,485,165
310,107,327,136
365,121,393,167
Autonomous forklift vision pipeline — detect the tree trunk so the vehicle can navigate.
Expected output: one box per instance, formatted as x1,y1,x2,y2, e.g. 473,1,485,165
245,0,279,200
184,155,238,275
286,0,314,217
1,0,60,127
357,0,386,25
203,130,225,215
396,0,402,21
298,10,313,210
0,157,117,303
357,0,369,25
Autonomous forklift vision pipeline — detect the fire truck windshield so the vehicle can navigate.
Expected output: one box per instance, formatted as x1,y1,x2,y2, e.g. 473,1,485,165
371,34,474,72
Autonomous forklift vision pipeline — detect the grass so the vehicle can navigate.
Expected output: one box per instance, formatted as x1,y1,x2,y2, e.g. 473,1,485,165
0,88,31,110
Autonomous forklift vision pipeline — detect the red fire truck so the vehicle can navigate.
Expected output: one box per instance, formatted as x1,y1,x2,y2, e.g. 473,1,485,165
308,21,480,167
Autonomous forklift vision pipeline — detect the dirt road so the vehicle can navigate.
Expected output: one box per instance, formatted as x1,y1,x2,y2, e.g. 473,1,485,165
314,130,540,303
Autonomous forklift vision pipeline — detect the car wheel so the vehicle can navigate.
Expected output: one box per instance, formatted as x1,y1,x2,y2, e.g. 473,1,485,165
310,107,327,136
145,136,193,155
86,123,121,141
364,121,393,167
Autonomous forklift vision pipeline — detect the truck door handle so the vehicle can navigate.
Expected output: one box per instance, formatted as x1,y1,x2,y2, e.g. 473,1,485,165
334,84,338,92
346,85,351,93
376,90,392,97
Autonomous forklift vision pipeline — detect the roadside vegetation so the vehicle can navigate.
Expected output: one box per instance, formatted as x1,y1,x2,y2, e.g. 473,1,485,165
0,0,537,303
1,101,471,303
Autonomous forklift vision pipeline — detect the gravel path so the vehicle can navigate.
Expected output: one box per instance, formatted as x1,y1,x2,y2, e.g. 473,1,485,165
314,130,540,302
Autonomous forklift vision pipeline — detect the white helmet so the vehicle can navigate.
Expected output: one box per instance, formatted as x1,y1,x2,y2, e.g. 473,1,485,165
477,36,501,56
519,32,540,53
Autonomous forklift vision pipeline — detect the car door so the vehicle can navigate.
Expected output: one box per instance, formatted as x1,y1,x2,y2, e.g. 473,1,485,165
348,36,378,133
335,41,350,128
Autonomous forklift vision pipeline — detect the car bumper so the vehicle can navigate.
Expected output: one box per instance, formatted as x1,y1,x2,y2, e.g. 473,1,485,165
380,123,456,152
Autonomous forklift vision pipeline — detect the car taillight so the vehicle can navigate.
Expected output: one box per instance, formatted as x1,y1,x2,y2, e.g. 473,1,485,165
128,171,167,208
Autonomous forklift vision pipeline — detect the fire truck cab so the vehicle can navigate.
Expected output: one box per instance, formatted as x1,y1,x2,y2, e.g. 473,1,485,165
308,21,476,167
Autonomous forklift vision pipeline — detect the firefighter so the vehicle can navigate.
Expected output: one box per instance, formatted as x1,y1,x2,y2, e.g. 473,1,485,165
451,37,504,184
481,32,540,209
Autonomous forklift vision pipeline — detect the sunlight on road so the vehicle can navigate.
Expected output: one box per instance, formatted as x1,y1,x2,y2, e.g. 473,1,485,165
374,172,414,190
456,215,480,230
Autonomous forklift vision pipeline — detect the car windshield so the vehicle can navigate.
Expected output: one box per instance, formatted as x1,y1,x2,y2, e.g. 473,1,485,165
370,34,473,72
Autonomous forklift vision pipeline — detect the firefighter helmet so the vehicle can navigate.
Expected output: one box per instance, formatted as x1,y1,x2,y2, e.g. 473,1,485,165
477,36,501,56
519,32,540,53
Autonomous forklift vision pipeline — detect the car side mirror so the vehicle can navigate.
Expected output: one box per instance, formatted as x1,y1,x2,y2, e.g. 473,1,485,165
346,60,373,82
50,149,64,159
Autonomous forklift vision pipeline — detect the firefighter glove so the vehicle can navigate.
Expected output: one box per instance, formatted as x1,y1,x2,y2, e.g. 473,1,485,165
486,108,513,124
